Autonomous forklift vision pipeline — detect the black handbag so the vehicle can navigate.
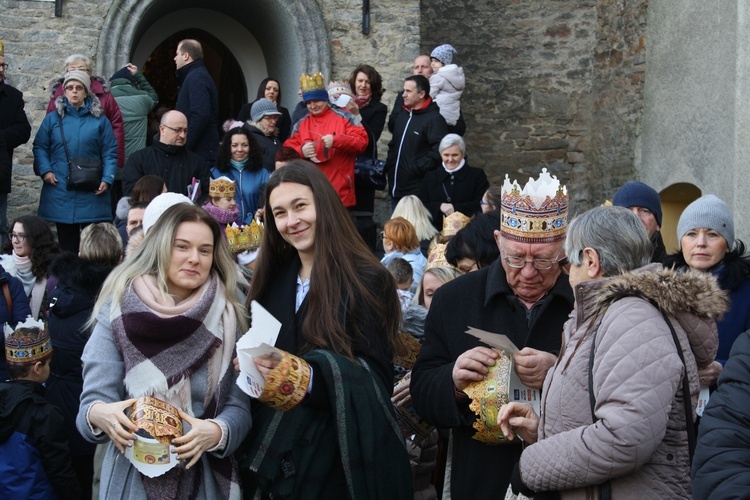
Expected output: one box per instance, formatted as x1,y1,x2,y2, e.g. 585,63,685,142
57,114,103,192
354,127,387,190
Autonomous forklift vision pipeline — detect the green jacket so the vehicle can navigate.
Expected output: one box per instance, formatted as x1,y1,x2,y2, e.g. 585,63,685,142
110,73,158,162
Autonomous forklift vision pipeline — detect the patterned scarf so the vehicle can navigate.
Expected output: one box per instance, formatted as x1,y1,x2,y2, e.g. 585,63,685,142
110,273,240,500
203,201,239,227
354,93,372,109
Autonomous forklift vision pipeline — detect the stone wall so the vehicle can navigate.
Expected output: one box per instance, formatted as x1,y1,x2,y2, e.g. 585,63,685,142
420,0,648,214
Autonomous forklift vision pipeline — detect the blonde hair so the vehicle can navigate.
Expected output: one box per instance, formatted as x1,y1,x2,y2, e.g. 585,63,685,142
413,266,462,307
79,223,122,267
391,195,439,241
90,204,246,331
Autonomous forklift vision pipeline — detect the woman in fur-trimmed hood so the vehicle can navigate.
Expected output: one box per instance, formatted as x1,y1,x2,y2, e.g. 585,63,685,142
499,206,729,499
33,70,117,253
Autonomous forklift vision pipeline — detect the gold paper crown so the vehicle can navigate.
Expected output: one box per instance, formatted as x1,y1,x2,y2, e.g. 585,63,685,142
326,81,353,99
4,317,52,366
226,220,263,253
300,72,326,93
426,243,452,270
0,40,4,57
258,350,312,411
464,351,513,445
500,167,568,243
442,212,471,238
128,396,183,446
209,176,236,199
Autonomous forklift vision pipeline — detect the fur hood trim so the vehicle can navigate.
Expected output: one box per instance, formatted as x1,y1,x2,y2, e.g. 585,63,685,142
49,252,114,296
579,264,729,322
54,93,103,118
48,74,111,98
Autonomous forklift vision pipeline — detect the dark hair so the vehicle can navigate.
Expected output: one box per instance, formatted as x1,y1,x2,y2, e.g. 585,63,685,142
274,146,301,164
348,64,384,101
214,127,264,174
7,356,50,380
664,239,750,292
446,211,501,269
484,185,502,211
5,215,60,278
405,74,430,96
254,77,283,107
178,39,203,60
251,160,402,361
131,175,165,205
387,257,413,285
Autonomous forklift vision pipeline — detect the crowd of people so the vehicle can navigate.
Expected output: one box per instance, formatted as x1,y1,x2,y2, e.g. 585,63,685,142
1,35,749,500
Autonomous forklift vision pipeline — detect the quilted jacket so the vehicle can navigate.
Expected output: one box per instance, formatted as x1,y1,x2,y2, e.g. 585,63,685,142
520,265,728,499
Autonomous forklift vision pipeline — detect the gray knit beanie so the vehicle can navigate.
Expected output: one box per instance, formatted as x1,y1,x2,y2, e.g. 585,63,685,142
430,44,457,65
677,194,734,248
251,98,282,122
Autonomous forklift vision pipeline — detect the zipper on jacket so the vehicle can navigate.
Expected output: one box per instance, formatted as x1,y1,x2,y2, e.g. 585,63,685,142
391,109,414,198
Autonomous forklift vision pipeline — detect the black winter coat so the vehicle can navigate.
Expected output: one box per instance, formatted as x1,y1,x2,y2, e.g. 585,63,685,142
237,101,292,143
692,329,750,498
175,60,220,163
388,93,466,137
122,140,210,203
385,99,448,200
244,123,281,172
0,82,31,193
418,163,489,230
44,253,113,457
0,380,82,499
411,259,574,498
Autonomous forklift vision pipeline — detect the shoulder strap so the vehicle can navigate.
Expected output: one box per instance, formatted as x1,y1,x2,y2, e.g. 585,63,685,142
2,282,11,317
588,328,612,500
57,113,72,163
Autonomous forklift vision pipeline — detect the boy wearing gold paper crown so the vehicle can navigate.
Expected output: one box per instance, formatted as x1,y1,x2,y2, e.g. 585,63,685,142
411,169,574,498
0,318,82,499
284,73,368,207
202,176,239,234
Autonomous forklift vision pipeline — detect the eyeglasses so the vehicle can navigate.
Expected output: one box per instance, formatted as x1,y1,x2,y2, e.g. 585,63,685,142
502,246,564,270
0,63,8,70
8,232,26,242
64,85,85,92
163,124,188,134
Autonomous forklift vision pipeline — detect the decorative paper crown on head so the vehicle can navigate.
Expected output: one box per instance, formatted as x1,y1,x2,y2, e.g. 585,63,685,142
0,40,4,57
226,220,263,253
209,176,236,199
300,72,328,102
4,316,52,366
426,243,452,271
500,168,568,243
442,211,471,239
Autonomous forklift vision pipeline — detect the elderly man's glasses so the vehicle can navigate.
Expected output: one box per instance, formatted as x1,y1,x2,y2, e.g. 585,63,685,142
163,124,188,134
502,245,564,270
8,232,26,242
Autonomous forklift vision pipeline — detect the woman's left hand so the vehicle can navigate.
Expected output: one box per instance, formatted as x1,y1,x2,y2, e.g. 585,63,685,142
253,351,282,378
95,182,109,195
497,402,540,444
172,409,222,469
441,203,455,216
698,360,722,387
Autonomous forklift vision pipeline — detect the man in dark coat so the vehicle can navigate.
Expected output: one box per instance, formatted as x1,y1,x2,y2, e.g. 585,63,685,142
0,42,32,246
122,110,210,203
385,75,448,207
612,181,667,263
174,39,219,164
411,170,573,498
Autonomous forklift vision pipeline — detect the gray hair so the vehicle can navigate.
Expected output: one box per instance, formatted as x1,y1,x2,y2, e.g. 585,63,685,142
565,205,651,276
64,54,90,72
438,134,466,155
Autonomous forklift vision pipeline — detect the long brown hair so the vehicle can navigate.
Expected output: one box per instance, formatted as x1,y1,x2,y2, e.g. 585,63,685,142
250,160,402,360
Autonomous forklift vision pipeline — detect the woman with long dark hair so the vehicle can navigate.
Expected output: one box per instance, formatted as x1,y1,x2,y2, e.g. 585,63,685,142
239,160,411,499
212,126,269,224
237,77,292,142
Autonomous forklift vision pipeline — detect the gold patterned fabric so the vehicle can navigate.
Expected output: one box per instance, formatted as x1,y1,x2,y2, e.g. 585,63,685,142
464,352,513,445
258,350,312,412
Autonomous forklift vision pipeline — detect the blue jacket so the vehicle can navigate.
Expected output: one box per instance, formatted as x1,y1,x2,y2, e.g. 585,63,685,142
0,265,33,382
175,60,219,164
211,164,269,225
714,271,750,365
33,95,117,224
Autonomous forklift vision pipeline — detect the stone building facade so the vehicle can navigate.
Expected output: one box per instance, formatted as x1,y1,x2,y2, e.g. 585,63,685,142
2,0,747,242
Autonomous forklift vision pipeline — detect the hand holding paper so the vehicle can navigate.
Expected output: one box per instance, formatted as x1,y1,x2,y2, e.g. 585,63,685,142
235,301,282,398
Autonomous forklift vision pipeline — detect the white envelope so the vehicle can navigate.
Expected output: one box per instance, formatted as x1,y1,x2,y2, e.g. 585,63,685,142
124,435,180,478
235,301,282,398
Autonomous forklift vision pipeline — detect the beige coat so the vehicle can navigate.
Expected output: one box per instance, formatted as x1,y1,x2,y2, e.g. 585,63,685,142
520,265,728,499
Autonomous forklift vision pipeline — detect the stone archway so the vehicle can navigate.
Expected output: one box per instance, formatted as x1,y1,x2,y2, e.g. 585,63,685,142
96,0,331,109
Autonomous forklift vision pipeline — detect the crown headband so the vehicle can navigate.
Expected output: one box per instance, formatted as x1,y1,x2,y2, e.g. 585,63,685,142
500,168,568,243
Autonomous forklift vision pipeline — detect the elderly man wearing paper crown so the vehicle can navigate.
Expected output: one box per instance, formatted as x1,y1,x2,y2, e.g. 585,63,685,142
411,168,574,498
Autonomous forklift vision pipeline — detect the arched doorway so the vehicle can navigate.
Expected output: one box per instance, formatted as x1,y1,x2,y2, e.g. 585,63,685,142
659,182,702,253
96,0,331,116
141,30,246,123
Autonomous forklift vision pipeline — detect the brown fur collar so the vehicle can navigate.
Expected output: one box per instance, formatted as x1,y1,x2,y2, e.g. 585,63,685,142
578,265,729,322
